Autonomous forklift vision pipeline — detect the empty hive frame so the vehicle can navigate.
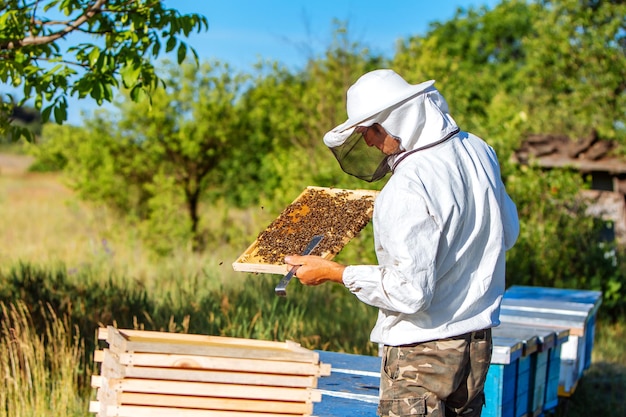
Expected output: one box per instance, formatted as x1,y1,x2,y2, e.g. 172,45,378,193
233,186,379,274
90,327,331,417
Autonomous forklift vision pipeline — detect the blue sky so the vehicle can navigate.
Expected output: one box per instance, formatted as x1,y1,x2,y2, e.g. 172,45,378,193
166,0,500,72
9,1,501,125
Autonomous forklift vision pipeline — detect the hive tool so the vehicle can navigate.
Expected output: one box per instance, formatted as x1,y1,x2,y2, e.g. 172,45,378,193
275,235,324,297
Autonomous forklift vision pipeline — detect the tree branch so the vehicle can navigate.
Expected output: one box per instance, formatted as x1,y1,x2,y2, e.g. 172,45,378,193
1,0,107,50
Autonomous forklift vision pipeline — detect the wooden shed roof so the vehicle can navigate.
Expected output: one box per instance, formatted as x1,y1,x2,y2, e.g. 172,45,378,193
513,131,626,175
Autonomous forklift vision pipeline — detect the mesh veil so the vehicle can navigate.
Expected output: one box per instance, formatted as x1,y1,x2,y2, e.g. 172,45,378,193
328,129,392,182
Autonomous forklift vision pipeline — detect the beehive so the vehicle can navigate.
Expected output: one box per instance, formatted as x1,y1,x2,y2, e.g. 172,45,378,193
233,186,378,274
90,327,331,417
492,324,558,416
483,336,523,417
499,286,602,396
512,333,538,417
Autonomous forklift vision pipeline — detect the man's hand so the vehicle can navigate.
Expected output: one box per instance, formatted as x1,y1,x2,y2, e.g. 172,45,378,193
284,255,346,286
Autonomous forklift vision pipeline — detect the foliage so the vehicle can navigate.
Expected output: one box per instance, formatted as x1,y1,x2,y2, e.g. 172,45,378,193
392,0,626,155
0,0,208,141
1,262,625,416
0,104,42,143
0,262,379,356
4,2,626,415
36,61,248,253
27,0,626,314
556,361,626,417
26,122,69,171
393,0,535,144
520,0,626,143
390,0,626,316
231,23,385,212
505,164,626,318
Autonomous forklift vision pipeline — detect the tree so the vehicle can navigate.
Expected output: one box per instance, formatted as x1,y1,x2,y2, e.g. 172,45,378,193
232,22,385,212
0,0,208,141
520,0,626,144
393,0,535,154
38,60,247,253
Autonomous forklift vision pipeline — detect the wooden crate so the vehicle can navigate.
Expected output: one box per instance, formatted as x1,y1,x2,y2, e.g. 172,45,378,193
90,327,331,417
499,286,602,397
232,186,378,275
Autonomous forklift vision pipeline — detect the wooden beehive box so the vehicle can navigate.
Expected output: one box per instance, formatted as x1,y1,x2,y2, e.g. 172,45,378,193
492,323,557,416
90,327,331,417
499,286,602,397
512,333,539,417
484,336,523,417
233,186,379,274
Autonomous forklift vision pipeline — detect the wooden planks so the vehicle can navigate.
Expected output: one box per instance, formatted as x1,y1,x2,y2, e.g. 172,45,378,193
232,186,378,275
90,327,331,417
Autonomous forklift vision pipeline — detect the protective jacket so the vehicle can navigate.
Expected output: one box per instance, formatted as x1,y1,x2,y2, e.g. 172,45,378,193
341,86,520,345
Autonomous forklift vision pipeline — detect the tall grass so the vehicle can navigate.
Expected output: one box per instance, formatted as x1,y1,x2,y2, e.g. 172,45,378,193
0,163,266,295
0,301,87,417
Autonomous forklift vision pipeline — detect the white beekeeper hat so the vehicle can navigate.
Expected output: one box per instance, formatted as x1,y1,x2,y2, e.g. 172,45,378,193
325,70,434,143
323,69,434,181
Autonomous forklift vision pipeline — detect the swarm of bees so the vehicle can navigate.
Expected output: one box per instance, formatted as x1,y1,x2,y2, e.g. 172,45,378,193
255,188,375,264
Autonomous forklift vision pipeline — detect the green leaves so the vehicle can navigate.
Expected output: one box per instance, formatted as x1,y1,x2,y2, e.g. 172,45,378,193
0,0,209,140
120,61,142,89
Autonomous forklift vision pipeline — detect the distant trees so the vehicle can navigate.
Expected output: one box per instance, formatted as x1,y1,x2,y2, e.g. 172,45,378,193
392,0,626,313
39,61,246,252
521,0,626,143
0,0,208,141
393,0,625,155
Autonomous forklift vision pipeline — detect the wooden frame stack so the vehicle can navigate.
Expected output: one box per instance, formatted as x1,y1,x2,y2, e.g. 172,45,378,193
90,327,331,417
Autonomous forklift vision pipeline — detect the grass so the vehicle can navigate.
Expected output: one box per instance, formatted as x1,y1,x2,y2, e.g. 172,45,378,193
552,319,626,416
0,156,256,294
0,301,87,417
1,153,625,416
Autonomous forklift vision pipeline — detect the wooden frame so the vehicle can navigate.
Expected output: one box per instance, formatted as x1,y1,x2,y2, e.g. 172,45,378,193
232,186,379,274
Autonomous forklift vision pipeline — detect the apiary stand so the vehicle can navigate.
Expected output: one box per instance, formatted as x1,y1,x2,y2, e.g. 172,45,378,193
313,350,381,416
90,327,331,417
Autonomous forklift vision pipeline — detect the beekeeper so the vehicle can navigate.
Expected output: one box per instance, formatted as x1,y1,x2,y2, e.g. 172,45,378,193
285,69,520,417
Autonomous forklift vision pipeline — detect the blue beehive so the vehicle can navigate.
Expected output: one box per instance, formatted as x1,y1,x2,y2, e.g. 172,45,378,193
483,336,523,417
513,333,539,417
544,328,570,411
493,323,557,416
500,286,602,397
310,286,601,416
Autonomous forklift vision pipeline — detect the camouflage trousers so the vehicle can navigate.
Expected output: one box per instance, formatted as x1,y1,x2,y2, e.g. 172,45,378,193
377,329,492,417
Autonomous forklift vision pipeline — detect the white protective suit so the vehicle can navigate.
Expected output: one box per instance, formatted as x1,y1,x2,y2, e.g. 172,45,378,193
336,86,520,346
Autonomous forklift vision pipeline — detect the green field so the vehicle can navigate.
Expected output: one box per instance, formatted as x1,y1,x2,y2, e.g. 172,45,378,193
1,154,624,416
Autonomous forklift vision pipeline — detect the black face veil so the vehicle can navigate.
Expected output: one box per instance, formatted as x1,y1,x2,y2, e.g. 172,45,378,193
328,127,396,182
